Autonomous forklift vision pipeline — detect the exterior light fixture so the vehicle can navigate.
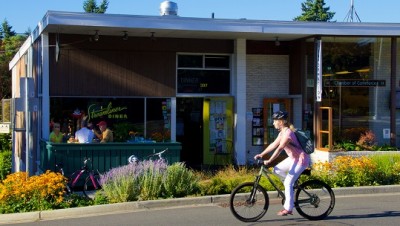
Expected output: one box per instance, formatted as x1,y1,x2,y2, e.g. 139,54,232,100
122,31,128,41
275,37,280,46
150,32,156,41
93,30,99,42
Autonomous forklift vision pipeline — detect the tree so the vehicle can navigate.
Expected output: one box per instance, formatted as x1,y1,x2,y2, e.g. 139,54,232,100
83,0,109,13
0,19,26,99
294,0,335,22
0,19,16,40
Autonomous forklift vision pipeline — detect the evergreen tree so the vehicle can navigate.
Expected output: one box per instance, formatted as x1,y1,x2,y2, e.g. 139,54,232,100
0,19,16,40
0,19,25,99
83,0,109,13
294,0,335,22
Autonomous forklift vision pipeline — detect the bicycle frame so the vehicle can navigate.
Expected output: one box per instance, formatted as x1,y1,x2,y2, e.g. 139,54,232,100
230,160,335,222
70,168,87,187
254,164,286,199
255,163,318,206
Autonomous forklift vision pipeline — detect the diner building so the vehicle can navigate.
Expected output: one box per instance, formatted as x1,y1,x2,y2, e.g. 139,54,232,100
9,3,400,174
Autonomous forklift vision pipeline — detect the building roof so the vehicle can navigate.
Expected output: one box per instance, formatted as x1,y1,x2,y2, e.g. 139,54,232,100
10,10,400,68
38,11,400,40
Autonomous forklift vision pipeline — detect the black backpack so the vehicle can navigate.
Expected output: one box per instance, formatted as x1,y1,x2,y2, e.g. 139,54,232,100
293,129,314,154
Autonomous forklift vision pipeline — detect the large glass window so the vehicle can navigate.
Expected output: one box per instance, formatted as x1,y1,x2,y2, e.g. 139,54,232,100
50,97,171,142
315,37,392,146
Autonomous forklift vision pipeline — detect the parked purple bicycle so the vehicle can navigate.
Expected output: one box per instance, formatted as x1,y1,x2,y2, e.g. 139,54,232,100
56,158,102,199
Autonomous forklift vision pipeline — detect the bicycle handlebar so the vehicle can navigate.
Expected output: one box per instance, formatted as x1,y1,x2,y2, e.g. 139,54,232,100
147,148,168,158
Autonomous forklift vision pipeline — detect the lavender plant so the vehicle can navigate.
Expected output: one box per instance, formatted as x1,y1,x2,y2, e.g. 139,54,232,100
139,160,166,200
99,159,168,203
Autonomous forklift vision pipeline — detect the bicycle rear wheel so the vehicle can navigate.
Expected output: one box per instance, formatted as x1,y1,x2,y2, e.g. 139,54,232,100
229,182,269,222
295,179,335,220
83,173,102,199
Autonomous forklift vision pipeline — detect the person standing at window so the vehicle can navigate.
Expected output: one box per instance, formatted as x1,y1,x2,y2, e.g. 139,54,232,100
93,121,113,143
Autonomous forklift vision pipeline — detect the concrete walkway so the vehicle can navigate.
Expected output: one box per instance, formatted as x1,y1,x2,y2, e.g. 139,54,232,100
1,185,400,224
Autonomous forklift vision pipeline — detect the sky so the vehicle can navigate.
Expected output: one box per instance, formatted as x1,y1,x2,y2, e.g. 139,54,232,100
1,0,400,34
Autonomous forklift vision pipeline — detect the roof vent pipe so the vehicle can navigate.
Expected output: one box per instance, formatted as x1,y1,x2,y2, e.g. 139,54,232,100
160,1,178,16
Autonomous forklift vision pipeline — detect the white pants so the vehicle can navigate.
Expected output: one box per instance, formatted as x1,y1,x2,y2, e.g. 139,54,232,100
273,157,308,211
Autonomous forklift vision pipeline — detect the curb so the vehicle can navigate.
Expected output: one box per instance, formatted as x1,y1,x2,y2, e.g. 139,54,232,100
1,185,400,224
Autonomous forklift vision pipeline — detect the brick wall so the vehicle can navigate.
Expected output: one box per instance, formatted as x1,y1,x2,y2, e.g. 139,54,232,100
246,54,289,163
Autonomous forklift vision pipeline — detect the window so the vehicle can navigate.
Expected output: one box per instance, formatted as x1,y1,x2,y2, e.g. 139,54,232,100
177,54,230,94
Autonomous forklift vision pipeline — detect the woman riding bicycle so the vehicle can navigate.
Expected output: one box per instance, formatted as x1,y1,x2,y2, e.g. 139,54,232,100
254,110,310,216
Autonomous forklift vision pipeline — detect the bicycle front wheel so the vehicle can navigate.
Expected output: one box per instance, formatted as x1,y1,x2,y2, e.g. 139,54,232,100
229,182,269,222
83,173,102,199
295,179,335,220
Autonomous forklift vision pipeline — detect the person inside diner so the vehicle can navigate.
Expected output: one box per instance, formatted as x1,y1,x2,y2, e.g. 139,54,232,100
49,122,63,143
93,120,113,143
75,120,95,143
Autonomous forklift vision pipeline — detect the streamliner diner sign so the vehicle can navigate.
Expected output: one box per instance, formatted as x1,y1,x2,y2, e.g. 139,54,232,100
87,102,128,121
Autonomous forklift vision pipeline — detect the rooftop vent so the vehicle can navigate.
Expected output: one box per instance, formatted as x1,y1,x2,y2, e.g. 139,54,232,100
160,1,178,16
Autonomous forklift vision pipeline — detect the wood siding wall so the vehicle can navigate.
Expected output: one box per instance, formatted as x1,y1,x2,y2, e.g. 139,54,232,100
49,34,233,97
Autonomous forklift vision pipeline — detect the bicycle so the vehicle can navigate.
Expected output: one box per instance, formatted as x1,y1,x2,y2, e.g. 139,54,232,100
128,148,168,164
229,159,335,222
56,158,102,199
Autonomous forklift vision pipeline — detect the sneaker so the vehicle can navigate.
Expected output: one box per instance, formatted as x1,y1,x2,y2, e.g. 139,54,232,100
277,209,293,216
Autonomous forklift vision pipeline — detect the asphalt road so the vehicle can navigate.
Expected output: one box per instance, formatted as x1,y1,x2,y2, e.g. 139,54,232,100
3,192,400,226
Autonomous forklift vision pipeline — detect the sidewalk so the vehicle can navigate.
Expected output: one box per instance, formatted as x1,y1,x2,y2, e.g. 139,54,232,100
1,184,400,224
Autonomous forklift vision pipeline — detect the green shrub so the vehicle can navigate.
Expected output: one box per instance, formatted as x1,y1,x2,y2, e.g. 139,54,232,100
139,162,164,201
163,162,199,198
0,134,11,152
369,154,400,185
198,165,284,195
0,150,12,180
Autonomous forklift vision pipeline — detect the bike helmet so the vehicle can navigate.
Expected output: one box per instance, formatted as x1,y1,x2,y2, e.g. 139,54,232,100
272,111,288,120
128,155,138,164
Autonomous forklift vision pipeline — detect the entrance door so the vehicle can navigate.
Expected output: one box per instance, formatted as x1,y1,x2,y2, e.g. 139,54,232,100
263,98,291,145
176,98,203,168
203,97,234,165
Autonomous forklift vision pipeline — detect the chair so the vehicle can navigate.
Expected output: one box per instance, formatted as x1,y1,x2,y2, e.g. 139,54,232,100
213,139,233,166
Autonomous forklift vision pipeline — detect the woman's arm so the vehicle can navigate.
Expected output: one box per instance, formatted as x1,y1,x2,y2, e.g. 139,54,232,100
254,134,281,159
264,130,291,164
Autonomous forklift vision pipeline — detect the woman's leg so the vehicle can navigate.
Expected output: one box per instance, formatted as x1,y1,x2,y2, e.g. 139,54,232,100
273,157,292,179
281,161,307,211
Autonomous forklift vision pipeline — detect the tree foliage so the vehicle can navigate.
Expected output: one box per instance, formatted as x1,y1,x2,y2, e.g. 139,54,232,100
0,19,26,99
294,0,335,22
0,19,16,40
83,0,109,13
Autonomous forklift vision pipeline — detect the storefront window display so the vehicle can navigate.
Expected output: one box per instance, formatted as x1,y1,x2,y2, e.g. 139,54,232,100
50,97,171,142
307,37,392,146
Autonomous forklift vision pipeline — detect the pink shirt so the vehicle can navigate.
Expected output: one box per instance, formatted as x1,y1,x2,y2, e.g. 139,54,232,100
279,128,311,167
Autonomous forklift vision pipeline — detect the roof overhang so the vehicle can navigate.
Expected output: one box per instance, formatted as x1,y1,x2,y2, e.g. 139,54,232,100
10,10,400,69
38,11,400,42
